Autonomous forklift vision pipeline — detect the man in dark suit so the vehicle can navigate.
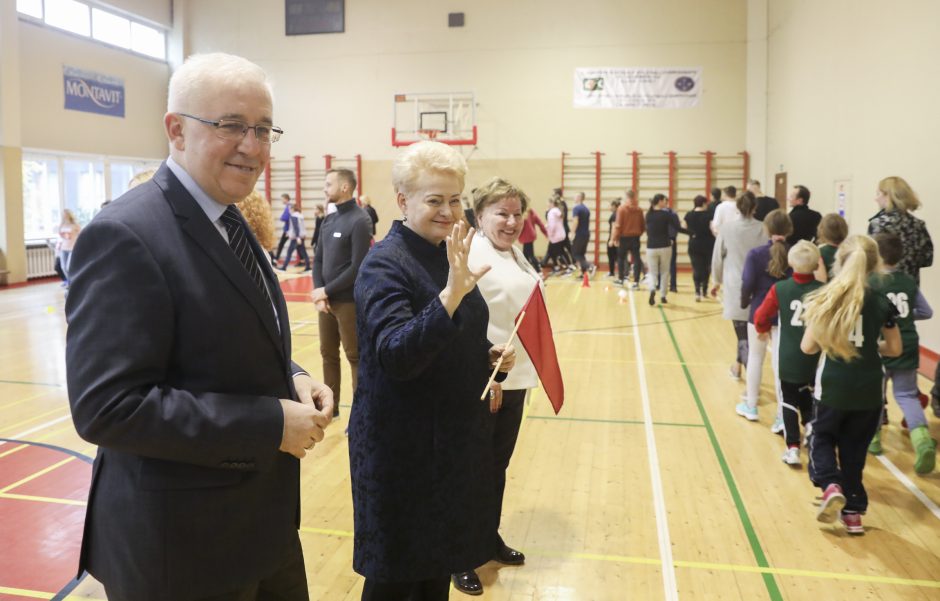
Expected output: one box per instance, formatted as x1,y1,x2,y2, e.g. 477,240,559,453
748,179,780,221
786,184,822,245
65,53,333,601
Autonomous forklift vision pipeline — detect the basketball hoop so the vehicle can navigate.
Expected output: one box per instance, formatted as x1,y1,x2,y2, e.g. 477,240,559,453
419,129,440,141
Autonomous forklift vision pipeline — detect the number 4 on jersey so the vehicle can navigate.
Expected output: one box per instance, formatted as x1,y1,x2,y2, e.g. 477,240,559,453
848,316,864,348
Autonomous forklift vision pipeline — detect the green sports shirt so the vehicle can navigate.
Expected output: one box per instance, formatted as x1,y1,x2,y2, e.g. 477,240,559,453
878,270,921,371
774,277,823,383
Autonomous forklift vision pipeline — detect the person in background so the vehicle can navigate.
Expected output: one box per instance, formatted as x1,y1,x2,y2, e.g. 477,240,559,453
463,196,477,229
237,190,277,263
867,176,933,286
606,199,621,278
519,206,548,275
710,185,739,236
612,189,646,287
749,179,779,221
712,192,767,380
786,185,821,245
664,200,688,293
684,194,715,301
57,209,81,286
460,177,541,595
706,186,722,222
801,235,902,535
349,141,515,601
311,203,326,252
570,192,595,278
868,233,935,473
275,193,292,265
814,213,848,282
360,195,380,238
278,198,310,271
644,194,673,306
127,168,156,190
543,198,571,275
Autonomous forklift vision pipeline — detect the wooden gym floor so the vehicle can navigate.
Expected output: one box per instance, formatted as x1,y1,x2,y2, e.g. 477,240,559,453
1,271,938,600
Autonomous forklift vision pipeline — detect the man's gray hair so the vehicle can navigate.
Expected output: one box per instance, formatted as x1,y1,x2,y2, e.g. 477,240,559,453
167,53,272,113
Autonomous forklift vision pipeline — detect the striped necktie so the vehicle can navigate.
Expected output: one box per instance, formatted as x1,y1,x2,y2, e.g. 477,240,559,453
220,205,271,305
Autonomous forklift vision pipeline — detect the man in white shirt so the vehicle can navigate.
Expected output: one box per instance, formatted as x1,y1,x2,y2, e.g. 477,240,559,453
710,185,740,236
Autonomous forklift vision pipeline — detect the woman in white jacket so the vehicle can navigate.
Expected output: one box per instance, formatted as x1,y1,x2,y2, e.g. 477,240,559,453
712,192,767,380
456,177,543,596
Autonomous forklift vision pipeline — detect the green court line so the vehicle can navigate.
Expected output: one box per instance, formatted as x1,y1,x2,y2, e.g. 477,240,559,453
658,306,783,601
526,415,706,428
0,379,63,388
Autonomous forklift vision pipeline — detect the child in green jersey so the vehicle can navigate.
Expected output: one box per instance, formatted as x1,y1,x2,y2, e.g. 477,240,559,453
813,213,848,283
754,241,823,466
868,233,935,473
801,235,902,535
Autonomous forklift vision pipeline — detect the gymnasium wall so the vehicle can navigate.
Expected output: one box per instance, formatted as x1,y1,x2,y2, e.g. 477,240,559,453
17,20,169,158
182,0,748,237
759,0,940,351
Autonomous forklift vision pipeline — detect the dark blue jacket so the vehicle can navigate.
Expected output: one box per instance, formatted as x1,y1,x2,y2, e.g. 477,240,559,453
741,240,792,324
349,220,498,581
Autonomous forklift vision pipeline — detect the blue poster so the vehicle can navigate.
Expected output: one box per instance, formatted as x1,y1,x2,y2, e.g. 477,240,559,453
63,66,125,118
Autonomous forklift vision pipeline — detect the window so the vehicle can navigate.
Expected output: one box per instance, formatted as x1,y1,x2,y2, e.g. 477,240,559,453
44,0,91,37
92,7,130,49
22,157,61,241
63,159,105,225
16,0,43,19
130,22,166,60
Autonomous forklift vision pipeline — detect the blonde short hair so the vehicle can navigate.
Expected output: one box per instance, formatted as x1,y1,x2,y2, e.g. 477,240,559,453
472,177,530,216
128,169,156,190
788,240,820,274
391,141,467,197
878,176,920,213
236,191,276,250
168,53,272,114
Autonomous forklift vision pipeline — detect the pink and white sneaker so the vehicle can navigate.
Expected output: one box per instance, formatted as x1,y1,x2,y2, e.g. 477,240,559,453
816,483,846,523
839,512,864,535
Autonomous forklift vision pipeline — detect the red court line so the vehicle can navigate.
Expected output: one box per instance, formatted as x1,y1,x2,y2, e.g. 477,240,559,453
280,277,313,294
12,459,90,502
0,445,70,490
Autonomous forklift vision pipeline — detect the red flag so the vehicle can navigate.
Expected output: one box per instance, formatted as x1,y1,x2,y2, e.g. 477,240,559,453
515,284,564,414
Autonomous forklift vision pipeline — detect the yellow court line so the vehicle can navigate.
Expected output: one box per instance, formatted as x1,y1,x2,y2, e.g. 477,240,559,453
31,421,82,444
0,407,69,436
0,585,50,599
0,492,87,506
296,528,940,590
0,389,59,412
0,456,75,494
0,443,29,459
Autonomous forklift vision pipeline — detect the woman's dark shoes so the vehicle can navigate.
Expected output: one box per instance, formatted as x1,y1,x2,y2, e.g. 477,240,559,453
494,542,526,565
451,571,483,596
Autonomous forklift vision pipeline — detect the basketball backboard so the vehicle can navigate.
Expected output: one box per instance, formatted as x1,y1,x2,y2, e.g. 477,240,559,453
392,92,477,147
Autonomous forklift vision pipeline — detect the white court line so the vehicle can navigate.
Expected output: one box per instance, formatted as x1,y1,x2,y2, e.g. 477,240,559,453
0,414,72,448
627,289,679,600
875,454,940,521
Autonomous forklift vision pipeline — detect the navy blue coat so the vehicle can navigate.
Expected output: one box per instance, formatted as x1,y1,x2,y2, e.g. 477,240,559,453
349,220,498,581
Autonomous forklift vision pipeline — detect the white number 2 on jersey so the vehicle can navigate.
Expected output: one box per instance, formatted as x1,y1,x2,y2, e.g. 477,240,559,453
847,316,864,348
886,292,910,319
789,300,806,327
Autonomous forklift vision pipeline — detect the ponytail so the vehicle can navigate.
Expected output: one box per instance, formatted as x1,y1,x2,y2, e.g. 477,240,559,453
802,235,880,361
764,209,793,279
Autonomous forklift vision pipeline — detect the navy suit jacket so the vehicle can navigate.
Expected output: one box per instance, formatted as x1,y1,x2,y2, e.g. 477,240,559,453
65,163,305,601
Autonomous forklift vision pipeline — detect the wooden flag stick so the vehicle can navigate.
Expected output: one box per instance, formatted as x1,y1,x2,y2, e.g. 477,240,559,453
480,311,526,401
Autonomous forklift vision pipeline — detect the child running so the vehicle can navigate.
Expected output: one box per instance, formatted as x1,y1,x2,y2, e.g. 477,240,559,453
753,241,822,466
801,235,902,535
868,232,936,473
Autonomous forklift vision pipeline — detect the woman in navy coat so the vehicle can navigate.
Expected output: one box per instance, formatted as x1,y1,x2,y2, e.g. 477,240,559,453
349,141,515,601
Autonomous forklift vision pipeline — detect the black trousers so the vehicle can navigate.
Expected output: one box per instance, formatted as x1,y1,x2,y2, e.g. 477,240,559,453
617,236,642,282
669,239,678,291
275,231,290,260
571,235,591,273
543,241,569,269
361,577,450,601
169,533,307,601
522,241,542,273
606,244,618,275
780,380,814,447
283,237,310,270
732,320,748,366
493,389,526,536
689,250,711,295
808,403,882,513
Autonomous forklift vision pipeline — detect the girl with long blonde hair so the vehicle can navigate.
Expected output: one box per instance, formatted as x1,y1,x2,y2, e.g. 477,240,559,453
800,234,902,535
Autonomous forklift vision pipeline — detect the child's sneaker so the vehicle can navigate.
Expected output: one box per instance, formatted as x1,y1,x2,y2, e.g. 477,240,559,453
770,418,785,435
868,430,883,455
911,425,937,474
735,402,758,421
816,483,846,523
781,446,800,466
839,511,864,535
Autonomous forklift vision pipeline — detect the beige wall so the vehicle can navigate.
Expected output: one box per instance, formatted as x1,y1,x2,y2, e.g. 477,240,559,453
18,20,169,157
760,0,939,350
183,0,748,162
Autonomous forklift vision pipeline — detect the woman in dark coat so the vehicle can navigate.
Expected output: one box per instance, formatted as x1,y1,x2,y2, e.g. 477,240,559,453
349,140,515,601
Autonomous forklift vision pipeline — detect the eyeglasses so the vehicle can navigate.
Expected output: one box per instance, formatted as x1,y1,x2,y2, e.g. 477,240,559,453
178,113,283,144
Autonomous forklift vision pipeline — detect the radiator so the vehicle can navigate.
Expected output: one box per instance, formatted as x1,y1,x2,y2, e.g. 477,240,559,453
26,244,57,279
